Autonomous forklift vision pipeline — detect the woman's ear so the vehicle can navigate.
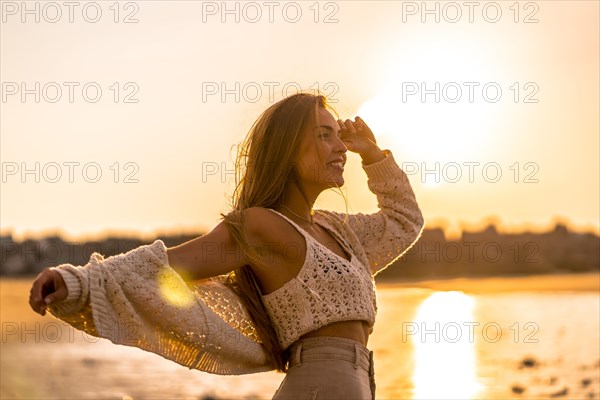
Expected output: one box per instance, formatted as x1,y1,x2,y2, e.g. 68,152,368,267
288,163,299,182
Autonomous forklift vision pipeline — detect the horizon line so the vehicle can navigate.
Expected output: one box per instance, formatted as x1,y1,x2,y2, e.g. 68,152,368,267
1,216,598,242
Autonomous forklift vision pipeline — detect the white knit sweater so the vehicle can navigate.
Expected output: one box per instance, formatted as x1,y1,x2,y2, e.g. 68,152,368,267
48,150,425,375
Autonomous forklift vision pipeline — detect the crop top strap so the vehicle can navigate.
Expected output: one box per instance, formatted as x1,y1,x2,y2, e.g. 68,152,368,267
265,208,315,244
266,208,354,264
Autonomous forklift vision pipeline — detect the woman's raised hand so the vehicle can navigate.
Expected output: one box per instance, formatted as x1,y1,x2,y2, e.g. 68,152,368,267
338,117,386,164
29,268,68,315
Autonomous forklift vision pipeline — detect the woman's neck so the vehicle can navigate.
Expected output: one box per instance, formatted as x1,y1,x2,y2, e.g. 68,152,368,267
278,184,318,226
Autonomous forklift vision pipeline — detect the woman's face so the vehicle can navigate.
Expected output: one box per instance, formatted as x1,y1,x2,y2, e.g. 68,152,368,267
293,107,348,192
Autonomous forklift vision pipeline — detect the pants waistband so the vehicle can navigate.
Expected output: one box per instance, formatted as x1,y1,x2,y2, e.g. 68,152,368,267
287,336,373,373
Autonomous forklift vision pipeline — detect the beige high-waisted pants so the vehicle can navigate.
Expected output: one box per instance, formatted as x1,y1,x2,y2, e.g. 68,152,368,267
272,336,376,400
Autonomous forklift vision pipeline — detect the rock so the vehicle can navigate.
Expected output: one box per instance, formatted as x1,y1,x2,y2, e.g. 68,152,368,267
519,356,538,368
549,387,569,397
582,378,592,387
511,384,526,394
80,357,97,366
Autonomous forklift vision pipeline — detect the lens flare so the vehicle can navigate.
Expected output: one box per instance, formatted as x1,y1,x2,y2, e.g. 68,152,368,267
157,270,195,308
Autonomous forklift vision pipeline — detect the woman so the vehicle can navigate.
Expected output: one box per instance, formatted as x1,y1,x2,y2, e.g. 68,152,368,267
29,93,425,399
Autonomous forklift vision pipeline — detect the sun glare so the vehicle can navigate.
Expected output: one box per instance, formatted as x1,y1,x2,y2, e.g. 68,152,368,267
357,86,492,165
357,34,501,170
410,291,483,399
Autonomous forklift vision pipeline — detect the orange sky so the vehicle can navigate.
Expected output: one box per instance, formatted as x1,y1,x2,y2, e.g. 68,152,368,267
1,1,598,241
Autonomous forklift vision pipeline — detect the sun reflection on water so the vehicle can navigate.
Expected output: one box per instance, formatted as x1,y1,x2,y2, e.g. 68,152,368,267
411,291,483,400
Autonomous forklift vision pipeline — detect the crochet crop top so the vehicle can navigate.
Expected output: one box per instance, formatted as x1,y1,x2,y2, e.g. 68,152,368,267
261,208,376,350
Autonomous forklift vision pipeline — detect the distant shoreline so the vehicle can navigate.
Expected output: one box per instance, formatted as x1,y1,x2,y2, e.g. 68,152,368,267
378,271,600,293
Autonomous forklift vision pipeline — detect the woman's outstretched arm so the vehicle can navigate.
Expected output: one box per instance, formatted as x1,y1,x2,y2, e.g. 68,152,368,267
27,210,275,375
166,219,250,281
29,208,269,314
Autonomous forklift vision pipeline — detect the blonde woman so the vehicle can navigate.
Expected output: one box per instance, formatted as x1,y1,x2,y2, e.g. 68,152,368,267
29,93,425,399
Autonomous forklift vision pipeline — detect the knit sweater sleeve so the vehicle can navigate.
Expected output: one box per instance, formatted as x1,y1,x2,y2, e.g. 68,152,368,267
46,240,272,375
333,150,425,276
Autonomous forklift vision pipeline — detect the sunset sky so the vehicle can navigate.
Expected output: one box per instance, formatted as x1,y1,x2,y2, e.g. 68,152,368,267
1,1,598,241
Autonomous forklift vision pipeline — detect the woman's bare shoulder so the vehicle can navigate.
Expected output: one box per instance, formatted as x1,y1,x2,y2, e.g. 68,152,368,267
242,207,293,243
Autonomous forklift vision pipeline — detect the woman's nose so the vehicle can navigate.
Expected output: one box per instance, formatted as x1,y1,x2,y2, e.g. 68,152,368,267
335,136,348,153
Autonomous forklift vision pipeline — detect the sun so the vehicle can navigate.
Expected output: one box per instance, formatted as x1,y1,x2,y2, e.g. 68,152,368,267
357,94,486,170
356,32,502,180
357,83,494,167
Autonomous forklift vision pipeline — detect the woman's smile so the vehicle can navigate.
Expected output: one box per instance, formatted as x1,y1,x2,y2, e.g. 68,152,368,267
326,158,346,172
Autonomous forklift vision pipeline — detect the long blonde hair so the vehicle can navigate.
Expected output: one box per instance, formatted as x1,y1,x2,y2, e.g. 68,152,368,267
220,92,340,372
